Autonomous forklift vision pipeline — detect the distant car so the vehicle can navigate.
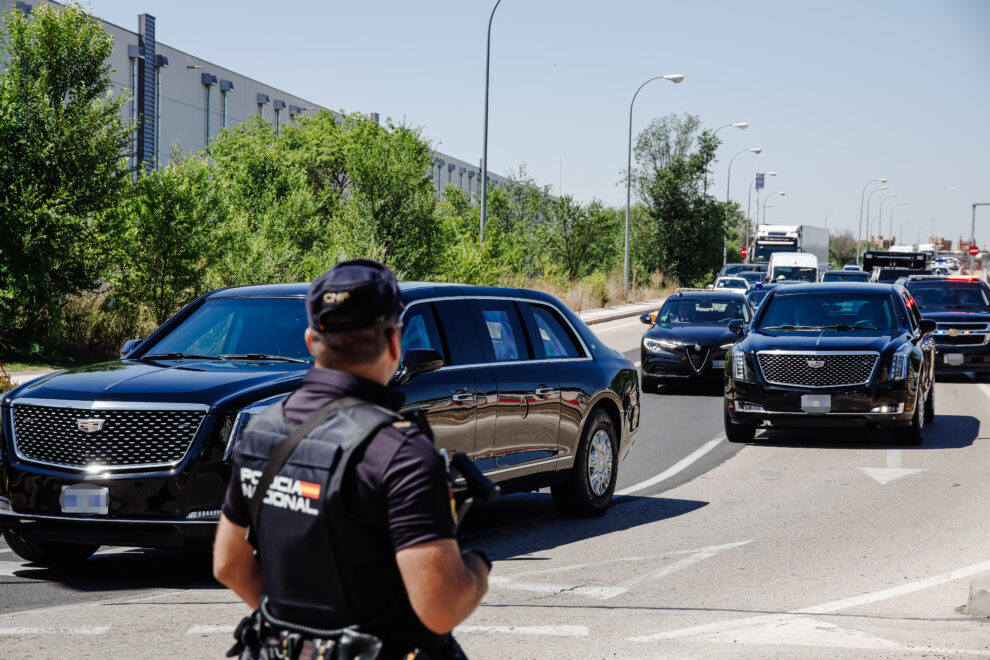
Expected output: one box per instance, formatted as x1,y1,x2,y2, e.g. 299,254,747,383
713,277,749,293
639,291,751,391
718,264,753,277
822,270,870,282
871,268,932,283
902,275,990,377
724,282,936,445
736,271,766,285
842,264,862,271
745,280,804,309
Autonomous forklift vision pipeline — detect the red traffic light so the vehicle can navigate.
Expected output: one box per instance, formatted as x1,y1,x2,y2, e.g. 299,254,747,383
969,245,980,256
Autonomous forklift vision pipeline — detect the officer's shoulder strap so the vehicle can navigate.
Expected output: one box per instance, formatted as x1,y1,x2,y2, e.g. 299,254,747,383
247,396,365,546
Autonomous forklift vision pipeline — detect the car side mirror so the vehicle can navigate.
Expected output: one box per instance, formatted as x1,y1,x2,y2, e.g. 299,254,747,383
707,284,715,290
728,319,745,337
639,313,653,325
120,339,141,357
392,348,444,386
918,319,937,335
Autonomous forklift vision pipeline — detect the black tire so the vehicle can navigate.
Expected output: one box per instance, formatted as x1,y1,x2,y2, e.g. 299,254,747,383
923,381,935,423
641,374,660,393
552,409,617,517
723,399,756,443
895,389,925,446
1,527,99,565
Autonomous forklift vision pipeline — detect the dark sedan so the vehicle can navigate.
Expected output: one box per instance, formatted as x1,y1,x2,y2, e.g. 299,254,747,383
639,291,751,391
0,283,639,564
724,282,936,445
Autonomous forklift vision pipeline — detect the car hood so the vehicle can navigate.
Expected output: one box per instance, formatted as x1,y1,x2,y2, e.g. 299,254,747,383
645,324,737,347
741,331,899,354
7,359,308,410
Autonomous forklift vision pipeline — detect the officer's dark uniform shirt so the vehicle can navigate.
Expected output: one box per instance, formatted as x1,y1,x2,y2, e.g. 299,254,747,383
221,366,456,653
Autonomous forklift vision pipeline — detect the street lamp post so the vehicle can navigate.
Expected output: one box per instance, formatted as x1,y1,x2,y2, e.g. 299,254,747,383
724,147,762,266
888,202,908,240
823,210,838,230
864,186,889,249
857,178,887,262
761,191,785,223
900,220,911,246
705,122,748,195
972,203,990,272
624,73,684,294
746,171,775,263
480,0,502,245
876,194,900,245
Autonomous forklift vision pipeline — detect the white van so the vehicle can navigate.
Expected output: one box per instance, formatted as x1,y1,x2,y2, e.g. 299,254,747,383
767,252,819,283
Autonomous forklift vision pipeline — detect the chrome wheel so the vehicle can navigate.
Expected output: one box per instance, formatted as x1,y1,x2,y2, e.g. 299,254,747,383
587,429,614,496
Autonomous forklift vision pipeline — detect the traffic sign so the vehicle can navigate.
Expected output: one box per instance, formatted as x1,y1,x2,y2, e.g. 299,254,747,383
755,173,765,190
740,246,748,257
969,245,980,256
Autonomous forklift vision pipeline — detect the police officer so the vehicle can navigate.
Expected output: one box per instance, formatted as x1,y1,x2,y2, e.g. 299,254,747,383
213,258,490,659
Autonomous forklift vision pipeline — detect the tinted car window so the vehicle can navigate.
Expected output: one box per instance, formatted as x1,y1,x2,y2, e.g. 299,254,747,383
433,299,485,366
759,293,897,335
529,304,582,359
906,282,990,312
147,298,310,360
470,299,531,362
771,266,817,282
401,303,445,359
658,298,746,324
822,271,869,282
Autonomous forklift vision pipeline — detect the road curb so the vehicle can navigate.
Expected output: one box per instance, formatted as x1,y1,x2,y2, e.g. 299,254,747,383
578,299,665,326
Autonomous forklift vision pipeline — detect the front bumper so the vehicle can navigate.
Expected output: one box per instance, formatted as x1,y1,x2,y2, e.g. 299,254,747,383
642,347,728,381
0,508,217,547
725,378,916,428
933,342,990,374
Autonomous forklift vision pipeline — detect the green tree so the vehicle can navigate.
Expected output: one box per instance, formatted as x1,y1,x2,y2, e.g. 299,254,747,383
0,2,129,350
632,113,722,286
108,151,214,325
537,196,620,280
830,230,857,268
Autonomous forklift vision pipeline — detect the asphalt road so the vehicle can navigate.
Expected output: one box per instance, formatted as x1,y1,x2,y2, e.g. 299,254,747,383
2,315,989,657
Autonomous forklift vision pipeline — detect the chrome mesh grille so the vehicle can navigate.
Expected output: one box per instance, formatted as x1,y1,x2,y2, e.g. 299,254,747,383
756,352,878,388
938,334,986,346
12,404,204,470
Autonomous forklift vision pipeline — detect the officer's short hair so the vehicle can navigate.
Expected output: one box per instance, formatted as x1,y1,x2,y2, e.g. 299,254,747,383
310,313,400,367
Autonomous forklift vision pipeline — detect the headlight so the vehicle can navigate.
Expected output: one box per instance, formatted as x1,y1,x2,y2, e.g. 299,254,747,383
223,394,289,462
644,338,681,353
731,351,749,380
887,352,910,382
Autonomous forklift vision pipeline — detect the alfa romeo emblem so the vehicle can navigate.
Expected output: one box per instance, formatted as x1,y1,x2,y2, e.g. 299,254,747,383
77,418,105,433
806,360,825,369
694,344,701,351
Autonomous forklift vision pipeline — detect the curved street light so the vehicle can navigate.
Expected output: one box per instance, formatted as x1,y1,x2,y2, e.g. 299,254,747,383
888,202,908,239
876,193,900,243
705,122,748,194
864,186,889,249
761,191,785,223
480,0,503,245
745,171,776,263
857,178,887,262
624,73,684,294
900,220,911,246
724,147,762,266
823,210,838,230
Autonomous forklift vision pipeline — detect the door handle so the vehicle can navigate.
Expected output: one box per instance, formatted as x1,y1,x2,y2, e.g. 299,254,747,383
534,386,556,398
452,392,475,404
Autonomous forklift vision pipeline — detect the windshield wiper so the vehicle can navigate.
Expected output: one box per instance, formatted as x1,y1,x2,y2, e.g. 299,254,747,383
142,352,219,360
761,325,822,331
218,353,311,364
821,324,878,331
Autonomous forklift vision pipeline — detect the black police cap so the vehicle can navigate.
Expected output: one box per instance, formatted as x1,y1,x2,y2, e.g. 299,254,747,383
307,258,403,332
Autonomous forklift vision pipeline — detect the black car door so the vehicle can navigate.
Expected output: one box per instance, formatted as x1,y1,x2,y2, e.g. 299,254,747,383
398,300,477,457
465,298,560,475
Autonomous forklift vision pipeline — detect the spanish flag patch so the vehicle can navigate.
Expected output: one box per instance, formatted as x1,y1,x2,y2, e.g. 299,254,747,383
299,481,322,499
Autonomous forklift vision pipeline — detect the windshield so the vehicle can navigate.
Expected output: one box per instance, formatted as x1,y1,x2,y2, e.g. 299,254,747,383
145,297,312,361
658,298,748,324
906,282,990,312
716,278,748,289
758,293,897,335
746,289,771,307
822,271,869,282
771,266,817,283
754,242,797,261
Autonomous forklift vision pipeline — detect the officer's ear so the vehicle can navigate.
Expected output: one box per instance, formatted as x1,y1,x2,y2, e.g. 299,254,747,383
386,323,402,362
304,327,316,358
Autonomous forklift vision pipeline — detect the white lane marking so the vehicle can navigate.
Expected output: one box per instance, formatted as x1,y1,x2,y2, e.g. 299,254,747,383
0,548,13,554
631,557,990,644
188,625,236,635
594,319,647,332
510,555,651,578
490,541,749,601
979,383,990,400
0,626,110,635
793,557,990,614
456,625,589,637
0,588,196,622
858,448,926,485
615,435,725,496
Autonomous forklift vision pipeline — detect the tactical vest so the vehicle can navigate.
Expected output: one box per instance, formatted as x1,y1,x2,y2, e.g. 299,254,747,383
234,399,440,654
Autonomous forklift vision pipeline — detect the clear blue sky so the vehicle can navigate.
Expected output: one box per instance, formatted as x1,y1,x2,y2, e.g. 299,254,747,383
84,0,990,247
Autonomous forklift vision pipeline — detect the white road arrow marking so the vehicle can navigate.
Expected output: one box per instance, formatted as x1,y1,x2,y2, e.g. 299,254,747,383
489,540,750,600
858,449,925,484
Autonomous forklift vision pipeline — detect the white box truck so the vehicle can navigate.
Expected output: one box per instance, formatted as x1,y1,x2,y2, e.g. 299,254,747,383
752,224,830,267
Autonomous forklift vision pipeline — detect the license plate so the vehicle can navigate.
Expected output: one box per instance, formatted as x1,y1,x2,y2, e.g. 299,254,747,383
944,353,964,366
712,359,725,369
801,394,831,413
60,485,108,515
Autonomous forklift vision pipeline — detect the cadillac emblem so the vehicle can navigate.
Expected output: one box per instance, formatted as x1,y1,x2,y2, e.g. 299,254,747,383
77,419,105,433
806,359,825,369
